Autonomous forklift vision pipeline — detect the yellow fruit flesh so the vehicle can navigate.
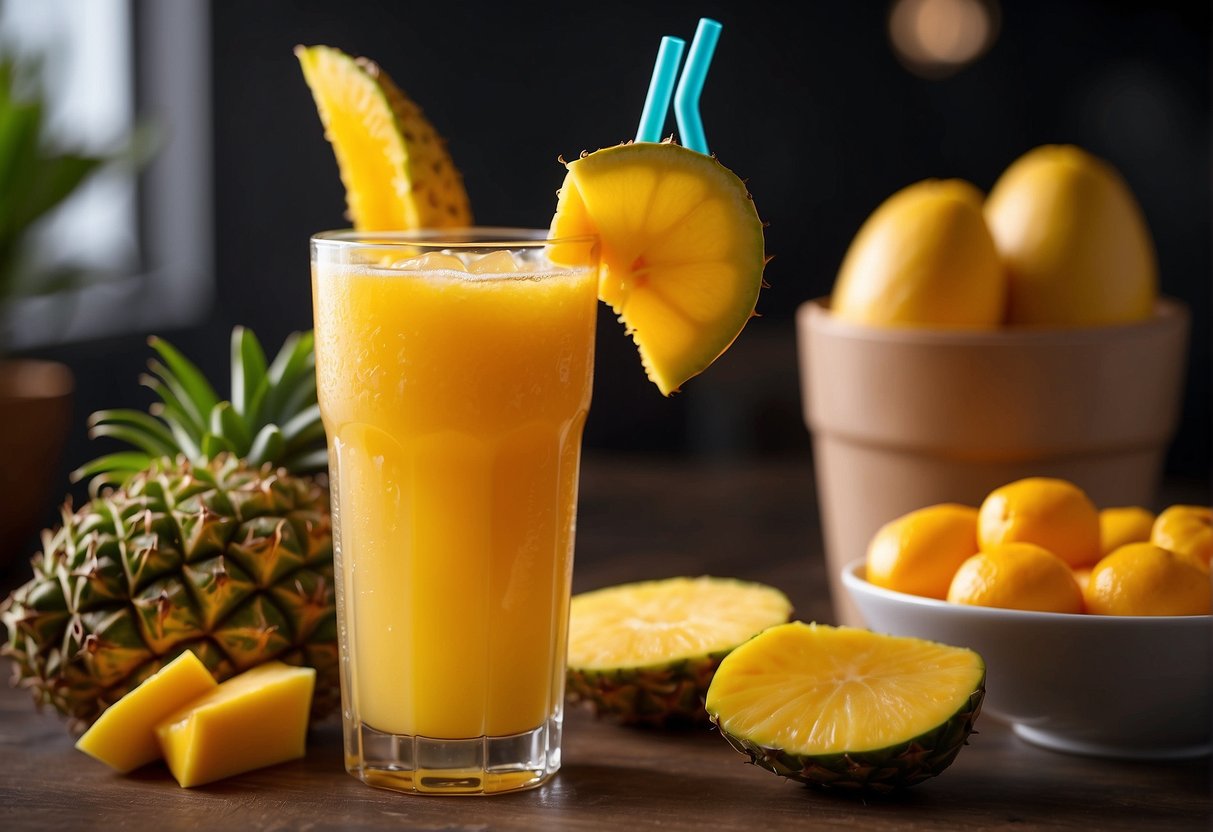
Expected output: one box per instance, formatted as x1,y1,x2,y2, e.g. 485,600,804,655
985,144,1156,326
550,142,765,396
296,45,472,231
75,651,217,774
706,623,984,755
156,662,315,788
830,179,1006,328
567,577,791,670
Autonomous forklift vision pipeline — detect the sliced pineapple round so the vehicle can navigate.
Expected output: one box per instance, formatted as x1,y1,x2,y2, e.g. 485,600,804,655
566,576,792,726
296,44,472,231
549,141,766,395
706,622,985,792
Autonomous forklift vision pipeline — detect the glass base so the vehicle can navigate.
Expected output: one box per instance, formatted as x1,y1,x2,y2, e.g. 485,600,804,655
345,716,562,795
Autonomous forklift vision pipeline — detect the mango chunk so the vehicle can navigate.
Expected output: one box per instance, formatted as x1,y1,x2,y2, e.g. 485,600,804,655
155,661,316,788
76,651,218,773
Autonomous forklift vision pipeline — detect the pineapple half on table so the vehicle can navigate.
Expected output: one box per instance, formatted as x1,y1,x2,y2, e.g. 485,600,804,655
0,327,340,728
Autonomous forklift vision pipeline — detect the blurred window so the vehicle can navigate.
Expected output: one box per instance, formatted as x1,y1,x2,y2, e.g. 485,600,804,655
0,0,212,348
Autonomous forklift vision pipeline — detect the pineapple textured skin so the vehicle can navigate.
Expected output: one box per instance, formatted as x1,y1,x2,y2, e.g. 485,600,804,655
566,653,725,728
1,455,339,728
713,684,985,793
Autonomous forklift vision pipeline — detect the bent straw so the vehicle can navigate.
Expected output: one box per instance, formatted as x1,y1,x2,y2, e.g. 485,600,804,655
636,36,686,143
673,17,722,155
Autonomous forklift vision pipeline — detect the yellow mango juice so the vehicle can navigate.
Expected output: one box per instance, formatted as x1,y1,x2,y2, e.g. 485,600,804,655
312,238,597,743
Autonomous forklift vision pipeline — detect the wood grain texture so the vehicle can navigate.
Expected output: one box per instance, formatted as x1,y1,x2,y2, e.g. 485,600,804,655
1,454,1209,831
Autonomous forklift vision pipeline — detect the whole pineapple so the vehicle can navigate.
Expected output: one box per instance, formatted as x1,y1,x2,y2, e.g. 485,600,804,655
0,327,338,727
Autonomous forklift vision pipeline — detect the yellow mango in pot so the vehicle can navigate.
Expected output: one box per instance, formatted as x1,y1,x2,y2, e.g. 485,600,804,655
831,179,1006,328
984,145,1157,326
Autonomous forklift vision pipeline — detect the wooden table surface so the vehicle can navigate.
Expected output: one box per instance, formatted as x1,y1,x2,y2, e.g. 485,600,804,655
1,454,1209,831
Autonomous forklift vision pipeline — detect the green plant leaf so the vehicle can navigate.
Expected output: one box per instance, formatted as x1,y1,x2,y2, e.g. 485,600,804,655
140,372,205,439
159,409,204,464
247,424,285,467
5,263,112,299
280,403,322,442
230,325,268,419
200,432,236,461
0,96,41,223
147,338,220,424
9,153,104,233
70,450,155,484
262,330,315,422
209,400,251,456
87,408,178,456
280,407,325,458
280,447,328,474
277,374,318,428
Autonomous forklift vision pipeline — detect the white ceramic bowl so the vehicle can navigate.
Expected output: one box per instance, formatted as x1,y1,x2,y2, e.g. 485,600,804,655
841,558,1212,761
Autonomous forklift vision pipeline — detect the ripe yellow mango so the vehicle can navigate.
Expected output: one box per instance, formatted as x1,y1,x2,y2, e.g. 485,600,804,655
155,661,316,788
75,651,217,773
830,179,1006,328
985,144,1157,326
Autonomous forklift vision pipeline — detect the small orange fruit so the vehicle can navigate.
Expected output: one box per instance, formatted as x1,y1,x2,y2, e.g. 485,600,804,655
1084,543,1212,616
1151,505,1212,570
1071,566,1093,595
1098,506,1155,556
865,503,980,599
947,543,1084,613
978,477,1101,568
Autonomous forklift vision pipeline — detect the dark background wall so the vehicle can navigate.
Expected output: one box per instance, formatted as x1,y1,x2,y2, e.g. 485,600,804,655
25,0,1212,504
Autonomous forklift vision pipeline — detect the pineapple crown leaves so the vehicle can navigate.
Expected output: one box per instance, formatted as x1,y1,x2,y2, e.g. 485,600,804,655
72,327,326,493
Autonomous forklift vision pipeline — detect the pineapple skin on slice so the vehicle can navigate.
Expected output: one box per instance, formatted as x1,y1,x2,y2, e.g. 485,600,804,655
75,650,217,773
706,622,985,792
550,141,766,396
296,44,472,231
156,661,316,788
566,576,792,727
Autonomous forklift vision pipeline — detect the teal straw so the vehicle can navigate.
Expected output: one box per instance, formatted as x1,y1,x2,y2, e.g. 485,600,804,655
636,36,685,143
673,18,722,155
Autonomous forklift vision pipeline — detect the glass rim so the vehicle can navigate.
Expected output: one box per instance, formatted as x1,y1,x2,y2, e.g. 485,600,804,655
310,226,597,250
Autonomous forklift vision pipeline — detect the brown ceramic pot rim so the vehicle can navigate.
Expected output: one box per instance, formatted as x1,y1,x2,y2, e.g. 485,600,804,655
798,296,1189,346
0,358,74,400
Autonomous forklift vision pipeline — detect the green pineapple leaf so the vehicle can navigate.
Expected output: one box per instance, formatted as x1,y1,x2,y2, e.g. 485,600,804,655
76,327,326,491
145,358,209,432
200,432,237,460
85,409,177,458
209,401,251,457
231,326,268,421
148,336,220,421
70,451,153,491
262,331,315,424
247,424,285,467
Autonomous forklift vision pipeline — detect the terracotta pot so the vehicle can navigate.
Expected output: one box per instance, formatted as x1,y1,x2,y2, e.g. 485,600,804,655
797,297,1190,627
0,359,73,570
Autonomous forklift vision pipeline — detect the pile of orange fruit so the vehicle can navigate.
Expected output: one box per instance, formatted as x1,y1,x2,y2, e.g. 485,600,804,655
865,477,1211,616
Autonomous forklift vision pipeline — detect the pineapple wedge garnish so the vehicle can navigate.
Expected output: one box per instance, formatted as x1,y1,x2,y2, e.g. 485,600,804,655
550,140,766,395
296,44,472,231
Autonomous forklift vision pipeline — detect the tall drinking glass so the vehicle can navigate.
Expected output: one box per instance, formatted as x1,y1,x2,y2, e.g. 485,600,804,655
310,229,599,794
